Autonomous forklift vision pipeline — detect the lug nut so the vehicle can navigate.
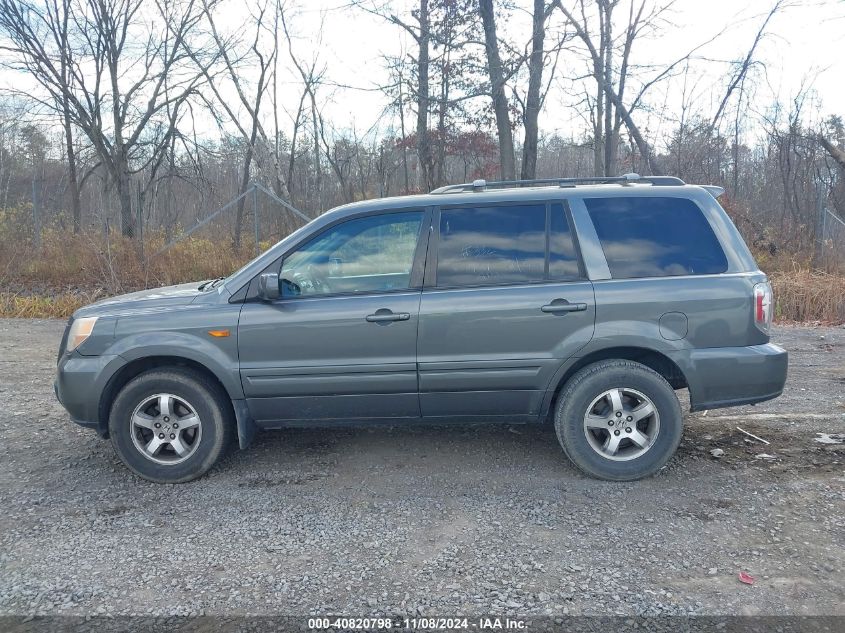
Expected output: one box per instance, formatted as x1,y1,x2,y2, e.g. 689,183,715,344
172,423,178,429
626,416,633,422
616,412,622,417
614,430,620,436
608,421,614,426
163,416,170,423
169,433,176,440
158,433,165,439
154,422,161,428
625,427,632,433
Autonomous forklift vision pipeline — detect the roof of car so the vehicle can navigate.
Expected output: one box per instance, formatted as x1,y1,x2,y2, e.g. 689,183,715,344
322,174,721,220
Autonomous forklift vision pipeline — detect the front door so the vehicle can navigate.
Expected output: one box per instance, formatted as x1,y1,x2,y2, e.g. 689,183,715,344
238,210,428,424
417,201,595,419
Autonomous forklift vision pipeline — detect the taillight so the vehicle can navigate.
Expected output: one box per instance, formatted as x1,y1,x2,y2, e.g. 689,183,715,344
753,282,773,334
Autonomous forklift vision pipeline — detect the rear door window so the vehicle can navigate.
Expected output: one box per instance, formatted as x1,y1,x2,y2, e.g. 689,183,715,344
435,203,582,287
437,204,547,287
584,197,728,278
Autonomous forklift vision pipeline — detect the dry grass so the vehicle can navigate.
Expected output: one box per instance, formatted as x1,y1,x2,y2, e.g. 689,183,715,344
769,269,845,325
1,231,843,323
0,291,101,319
0,230,258,318
0,229,254,293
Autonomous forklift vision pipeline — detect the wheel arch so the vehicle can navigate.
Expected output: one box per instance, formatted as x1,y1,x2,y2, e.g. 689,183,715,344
542,346,689,421
97,356,235,438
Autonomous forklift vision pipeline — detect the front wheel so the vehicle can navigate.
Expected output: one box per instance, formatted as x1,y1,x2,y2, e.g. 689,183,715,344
554,360,683,481
109,368,234,483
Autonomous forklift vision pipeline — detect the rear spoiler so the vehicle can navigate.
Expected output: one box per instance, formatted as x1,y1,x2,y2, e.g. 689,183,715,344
702,185,725,199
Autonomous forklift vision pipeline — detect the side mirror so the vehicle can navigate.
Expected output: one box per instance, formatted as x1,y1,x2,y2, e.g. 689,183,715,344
257,273,280,301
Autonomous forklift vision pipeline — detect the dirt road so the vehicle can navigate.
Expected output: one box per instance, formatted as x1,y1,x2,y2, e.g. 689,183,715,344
0,320,843,619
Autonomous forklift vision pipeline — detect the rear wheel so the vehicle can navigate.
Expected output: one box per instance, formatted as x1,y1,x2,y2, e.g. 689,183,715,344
554,360,682,480
109,368,233,483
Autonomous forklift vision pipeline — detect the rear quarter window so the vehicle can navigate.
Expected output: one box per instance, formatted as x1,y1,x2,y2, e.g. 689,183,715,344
585,196,728,279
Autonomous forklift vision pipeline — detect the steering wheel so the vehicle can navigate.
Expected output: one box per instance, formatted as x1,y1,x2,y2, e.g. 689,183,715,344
293,264,332,295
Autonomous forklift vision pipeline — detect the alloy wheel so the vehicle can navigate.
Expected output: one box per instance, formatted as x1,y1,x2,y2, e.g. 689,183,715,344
583,387,660,461
129,393,202,465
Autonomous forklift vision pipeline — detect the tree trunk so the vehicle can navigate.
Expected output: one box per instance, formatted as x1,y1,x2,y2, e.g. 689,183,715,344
62,99,82,233
398,72,410,192
115,152,134,237
601,1,615,176
593,68,604,176
435,45,450,188
234,148,253,250
235,113,260,249
310,92,322,210
603,86,662,176
520,0,545,180
820,136,845,171
235,109,261,249
415,0,435,192
57,0,81,235
479,0,515,180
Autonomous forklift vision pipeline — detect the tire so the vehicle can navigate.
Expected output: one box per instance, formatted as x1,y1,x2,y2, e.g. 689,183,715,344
109,367,234,483
554,360,683,481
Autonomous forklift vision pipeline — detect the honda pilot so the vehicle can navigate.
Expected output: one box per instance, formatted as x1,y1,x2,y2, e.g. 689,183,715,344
55,174,788,483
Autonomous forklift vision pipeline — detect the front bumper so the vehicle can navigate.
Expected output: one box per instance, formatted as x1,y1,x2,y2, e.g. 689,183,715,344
55,353,126,436
669,343,788,412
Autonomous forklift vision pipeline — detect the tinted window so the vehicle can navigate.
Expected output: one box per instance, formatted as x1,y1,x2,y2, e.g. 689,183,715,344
280,212,423,296
437,205,546,287
549,204,580,279
585,197,728,278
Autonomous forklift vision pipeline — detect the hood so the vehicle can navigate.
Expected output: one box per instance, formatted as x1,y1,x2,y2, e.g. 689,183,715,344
73,281,207,318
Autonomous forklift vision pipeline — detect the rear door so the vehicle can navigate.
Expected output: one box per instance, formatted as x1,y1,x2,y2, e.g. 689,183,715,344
238,209,429,424
417,201,595,419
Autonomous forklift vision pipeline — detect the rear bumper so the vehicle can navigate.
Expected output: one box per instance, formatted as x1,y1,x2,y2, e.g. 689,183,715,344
670,343,788,412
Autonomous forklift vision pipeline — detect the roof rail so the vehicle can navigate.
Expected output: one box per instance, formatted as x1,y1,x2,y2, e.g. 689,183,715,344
430,173,686,194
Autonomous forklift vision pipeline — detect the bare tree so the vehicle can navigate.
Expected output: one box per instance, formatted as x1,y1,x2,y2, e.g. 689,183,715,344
554,0,656,175
357,0,437,191
554,0,699,176
554,1,650,174
0,0,209,237
54,0,82,232
409,0,435,190
520,0,557,179
709,1,784,134
190,0,291,247
280,7,326,211
0,0,82,232
479,0,515,180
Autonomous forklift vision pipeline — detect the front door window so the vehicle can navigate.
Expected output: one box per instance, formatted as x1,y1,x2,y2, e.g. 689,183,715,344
279,212,424,297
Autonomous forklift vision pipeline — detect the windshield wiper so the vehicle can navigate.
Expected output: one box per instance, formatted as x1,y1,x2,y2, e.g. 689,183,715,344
198,277,225,291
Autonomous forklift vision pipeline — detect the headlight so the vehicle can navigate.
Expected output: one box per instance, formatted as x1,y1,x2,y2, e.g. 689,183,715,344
66,316,98,353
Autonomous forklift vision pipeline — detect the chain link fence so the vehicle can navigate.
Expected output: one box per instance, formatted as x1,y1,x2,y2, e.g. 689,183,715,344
818,207,845,271
150,183,310,260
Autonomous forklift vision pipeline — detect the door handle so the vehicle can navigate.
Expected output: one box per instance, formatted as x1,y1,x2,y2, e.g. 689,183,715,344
541,300,588,314
365,309,411,323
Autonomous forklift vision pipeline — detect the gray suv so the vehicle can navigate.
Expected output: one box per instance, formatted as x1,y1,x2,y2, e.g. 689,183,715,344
55,174,788,483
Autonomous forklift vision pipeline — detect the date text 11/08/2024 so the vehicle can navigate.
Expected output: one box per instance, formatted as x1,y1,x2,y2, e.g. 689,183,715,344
307,617,527,630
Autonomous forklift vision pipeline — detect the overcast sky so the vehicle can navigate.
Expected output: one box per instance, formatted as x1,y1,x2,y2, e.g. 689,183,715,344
268,0,845,143
3,0,843,146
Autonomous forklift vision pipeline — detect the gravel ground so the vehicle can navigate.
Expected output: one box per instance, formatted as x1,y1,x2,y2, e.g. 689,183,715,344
0,320,843,619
